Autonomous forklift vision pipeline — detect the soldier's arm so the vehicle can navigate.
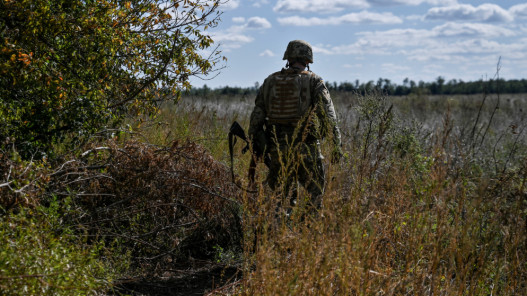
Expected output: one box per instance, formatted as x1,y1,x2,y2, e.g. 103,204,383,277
314,79,342,147
248,84,266,139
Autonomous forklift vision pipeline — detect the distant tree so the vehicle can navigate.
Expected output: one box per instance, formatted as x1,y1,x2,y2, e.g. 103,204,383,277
403,77,410,88
201,84,211,97
376,78,384,90
394,85,408,96
436,76,445,94
0,0,224,157
383,78,394,94
339,81,355,92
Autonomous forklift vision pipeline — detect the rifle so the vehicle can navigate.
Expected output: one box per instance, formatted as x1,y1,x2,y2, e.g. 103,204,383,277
228,121,268,185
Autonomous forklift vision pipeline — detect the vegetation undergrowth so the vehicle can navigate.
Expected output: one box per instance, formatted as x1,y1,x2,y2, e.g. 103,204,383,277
0,201,112,295
239,91,527,295
1,136,245,295
136,88,526,295
2,88,527,295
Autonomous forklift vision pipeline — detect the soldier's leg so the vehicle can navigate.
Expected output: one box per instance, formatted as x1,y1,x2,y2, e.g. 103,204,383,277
298,144,325,209
267,150,298,214
267,155,280,192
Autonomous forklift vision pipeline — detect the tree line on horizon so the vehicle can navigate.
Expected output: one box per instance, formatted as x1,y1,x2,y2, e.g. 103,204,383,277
189,76,527,97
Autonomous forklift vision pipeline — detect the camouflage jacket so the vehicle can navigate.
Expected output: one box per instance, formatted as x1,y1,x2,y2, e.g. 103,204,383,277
249,67,341,149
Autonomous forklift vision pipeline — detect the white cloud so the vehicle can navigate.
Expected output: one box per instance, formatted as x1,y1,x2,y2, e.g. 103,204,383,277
360,29,527,66
230,16,272,30
314,40,394,55
211,32,254,50
259,49,276,57
246,16,272,29
311,21,522,61
221,0,240,10
274,0,370,14
209,16,271,51
353,28,434,49
381,63,411,74
367,0,457,6
510,4,527,19
434,22,516,38
278,11,402,26
425,0,458,5
425,4,514,22
251,0,269,7
406,14,423,21
273,0,459,14
343,63,362,68
405,38,508,63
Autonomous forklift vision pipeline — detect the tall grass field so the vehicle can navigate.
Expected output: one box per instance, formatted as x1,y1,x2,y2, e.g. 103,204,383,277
1,90,526,295
143,90,527,295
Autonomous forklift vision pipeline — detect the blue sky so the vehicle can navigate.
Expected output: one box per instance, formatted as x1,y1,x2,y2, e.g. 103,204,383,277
191,0,527,88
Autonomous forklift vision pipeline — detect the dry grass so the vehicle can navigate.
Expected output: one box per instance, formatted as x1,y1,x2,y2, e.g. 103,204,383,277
148,91,527,295
2,90,525,295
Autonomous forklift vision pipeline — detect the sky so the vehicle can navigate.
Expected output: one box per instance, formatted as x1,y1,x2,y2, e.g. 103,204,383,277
190,0,527,89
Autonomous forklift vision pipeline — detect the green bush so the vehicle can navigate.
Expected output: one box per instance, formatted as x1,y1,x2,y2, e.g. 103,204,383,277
0,0,223,158
0,203,113,295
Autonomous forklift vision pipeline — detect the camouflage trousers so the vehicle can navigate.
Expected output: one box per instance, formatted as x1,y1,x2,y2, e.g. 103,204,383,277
266,140,325,210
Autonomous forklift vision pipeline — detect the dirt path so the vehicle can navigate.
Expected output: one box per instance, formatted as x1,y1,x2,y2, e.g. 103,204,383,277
113,262,241,296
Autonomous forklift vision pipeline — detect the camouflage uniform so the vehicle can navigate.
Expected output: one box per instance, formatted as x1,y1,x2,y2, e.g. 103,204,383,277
248,40,342,209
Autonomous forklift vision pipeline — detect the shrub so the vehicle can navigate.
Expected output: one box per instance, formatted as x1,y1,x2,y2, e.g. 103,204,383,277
0,147,49,211
0,203,112,295
45,139,244,274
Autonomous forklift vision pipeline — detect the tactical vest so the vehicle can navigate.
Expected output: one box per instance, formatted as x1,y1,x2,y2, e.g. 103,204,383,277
266,70,313,126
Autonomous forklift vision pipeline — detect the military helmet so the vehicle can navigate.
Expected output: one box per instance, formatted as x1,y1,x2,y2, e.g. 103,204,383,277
282,40,313,64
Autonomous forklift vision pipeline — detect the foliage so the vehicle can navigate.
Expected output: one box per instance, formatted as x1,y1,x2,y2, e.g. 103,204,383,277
0,0,224,158
0,146,50,212
0,202,112,295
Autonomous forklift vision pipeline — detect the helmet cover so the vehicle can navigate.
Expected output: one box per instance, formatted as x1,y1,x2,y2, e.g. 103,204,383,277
282,40,313,64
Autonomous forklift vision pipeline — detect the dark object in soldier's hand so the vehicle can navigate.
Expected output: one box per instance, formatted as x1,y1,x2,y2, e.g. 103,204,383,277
229,121,250,154
228,121,270,185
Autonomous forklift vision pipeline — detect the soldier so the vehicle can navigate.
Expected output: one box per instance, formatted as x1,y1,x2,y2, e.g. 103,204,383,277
248,39,342,212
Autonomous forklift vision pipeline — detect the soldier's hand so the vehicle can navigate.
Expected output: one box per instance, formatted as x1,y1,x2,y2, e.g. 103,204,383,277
331,146,343,164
